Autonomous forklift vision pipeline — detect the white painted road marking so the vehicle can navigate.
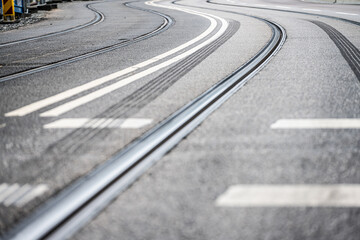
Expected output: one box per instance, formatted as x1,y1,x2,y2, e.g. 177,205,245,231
302,8,321,12
3,184,31,207
0,123,5,128
44,118,153,129
0,183,49,207
336,12,358,16
216,185,360,207
271,119,360,129
255,4,267,7
5,1,222,117
39,10,228,117
276,6,291,9
0,183,8,194
0,184,20,202
15,185,49,207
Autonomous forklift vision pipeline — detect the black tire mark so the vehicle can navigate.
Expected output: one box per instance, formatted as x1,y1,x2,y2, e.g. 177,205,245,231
19,20,240,182
311,20,360,81
63,21,241,153
207,0,360,26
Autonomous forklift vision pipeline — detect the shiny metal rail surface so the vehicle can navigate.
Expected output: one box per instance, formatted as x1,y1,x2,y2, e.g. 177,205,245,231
4,3,285,239
0,3,105,48
0,2,173,83
207,0,360,26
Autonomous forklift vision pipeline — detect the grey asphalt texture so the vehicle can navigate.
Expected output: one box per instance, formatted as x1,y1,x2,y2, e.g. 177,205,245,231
1,0,360,239
0,0,228,235
74,0,360,239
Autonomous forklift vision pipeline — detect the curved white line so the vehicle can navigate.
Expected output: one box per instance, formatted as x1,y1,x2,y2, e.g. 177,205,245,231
6,1,222,117
40,5,228,117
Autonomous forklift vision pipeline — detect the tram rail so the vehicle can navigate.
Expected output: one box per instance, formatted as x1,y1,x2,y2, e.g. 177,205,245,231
0,2,173,83
3,1,286,239
0,3,105,48
207,0,360,26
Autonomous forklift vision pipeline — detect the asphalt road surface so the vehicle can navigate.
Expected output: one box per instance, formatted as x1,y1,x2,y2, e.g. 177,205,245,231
0,0,359,239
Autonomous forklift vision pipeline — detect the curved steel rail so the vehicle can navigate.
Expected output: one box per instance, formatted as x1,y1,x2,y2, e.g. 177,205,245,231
4,2,286,240
0,2,173,83
0,3,105,48
207,0,360,26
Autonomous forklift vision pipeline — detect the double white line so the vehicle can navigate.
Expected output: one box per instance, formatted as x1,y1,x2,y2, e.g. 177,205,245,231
6,1,228,118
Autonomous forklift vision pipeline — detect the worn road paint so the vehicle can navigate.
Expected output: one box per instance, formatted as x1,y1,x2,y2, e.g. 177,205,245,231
44,118,153,129
39,11,228,117
216,185,360,207
0,183,49,207
302,8,321,12
271,119,360,129
336,12,358,16
5,2,220,117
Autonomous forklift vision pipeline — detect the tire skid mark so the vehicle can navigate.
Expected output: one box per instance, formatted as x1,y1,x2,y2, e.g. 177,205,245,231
207,0,360,26
23,21,240,180
62,21,240,154
311,20,360,81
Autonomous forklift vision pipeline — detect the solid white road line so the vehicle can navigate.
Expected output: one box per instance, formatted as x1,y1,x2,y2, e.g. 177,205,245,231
216,185,360,207
5,1,218,117
0,183,49,207
302,8,321,12
3,184,32,207
271,119,360,129
0,183,9,194
15,185,49,207
336,12,358,16
0,184,20,202
43,118,153,129
40,11,228,117
276,6,291,9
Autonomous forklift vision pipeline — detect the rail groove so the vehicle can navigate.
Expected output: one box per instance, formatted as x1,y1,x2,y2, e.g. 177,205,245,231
207,0,360,26
0,3,105,48
4,2,286,240
0,2,173,83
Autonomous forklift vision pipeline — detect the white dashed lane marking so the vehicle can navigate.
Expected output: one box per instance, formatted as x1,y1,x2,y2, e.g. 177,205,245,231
43,118,153,129
216,185,360,207
276,6,291,9
271,119,360,129
302,8,321,12
0,183,49,207
336,12,358,16
4,2,226,117
38,13,228,117
15,185,49,207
